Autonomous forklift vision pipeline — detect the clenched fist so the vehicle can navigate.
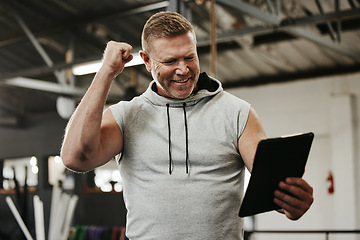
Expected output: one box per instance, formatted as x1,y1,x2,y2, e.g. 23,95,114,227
101,41,134,77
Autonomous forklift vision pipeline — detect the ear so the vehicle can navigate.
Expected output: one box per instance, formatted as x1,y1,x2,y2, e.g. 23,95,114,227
140,50,151,72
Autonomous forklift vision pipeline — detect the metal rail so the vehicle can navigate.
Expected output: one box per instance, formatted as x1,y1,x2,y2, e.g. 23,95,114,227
245,230,360,240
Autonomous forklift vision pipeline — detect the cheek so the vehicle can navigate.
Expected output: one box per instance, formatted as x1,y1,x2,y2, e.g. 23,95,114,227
156,65,173,79
153,62,165,75
189,61,200,73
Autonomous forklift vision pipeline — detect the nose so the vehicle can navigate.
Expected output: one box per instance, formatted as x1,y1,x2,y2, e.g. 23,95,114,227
175,60,189,75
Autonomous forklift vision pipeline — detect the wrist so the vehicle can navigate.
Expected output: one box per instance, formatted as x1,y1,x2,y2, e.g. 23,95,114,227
99,60,124,78
94,65,120,84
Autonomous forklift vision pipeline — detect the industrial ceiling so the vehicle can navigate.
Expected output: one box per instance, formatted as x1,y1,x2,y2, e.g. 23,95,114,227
0,0,360,124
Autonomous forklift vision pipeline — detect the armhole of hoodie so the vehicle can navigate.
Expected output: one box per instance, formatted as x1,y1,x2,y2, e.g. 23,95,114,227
109,102,125,134
237,101,251,140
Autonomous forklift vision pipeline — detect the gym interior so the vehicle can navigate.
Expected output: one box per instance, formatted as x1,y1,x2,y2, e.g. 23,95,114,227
1,0,360,239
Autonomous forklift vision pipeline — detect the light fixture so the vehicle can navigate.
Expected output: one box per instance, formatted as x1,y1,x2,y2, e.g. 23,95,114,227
30,156,37,166
32,165,39,174
72,52,144,76
54,156,62,163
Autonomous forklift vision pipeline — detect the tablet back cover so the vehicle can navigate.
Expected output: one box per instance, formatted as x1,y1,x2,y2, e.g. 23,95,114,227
239,132,314,217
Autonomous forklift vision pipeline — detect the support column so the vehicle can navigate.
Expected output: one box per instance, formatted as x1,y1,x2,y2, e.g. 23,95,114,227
37,155,51,238
72,173,85,225
330,94,357,231
167,0,192,20
0,159,3,189
37,156,51,191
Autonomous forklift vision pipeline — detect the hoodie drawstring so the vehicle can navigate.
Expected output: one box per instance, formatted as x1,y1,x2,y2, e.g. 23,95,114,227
166,104,172,174
166,103,189,175
183,103,189,174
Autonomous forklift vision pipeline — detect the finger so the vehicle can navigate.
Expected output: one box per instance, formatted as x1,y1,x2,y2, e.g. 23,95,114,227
274,179,314,221
274,188,312,221
123,54,134,64
121,49,131,60
279,179,313,203
273,196,305,220
274,189,310,211
121,44,133,59
286,177,313,195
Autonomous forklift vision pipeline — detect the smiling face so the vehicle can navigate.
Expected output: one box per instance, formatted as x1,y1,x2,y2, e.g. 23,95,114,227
140,32,200,99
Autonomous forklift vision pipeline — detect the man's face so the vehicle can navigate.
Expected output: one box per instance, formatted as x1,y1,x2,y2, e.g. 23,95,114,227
141,32,200,99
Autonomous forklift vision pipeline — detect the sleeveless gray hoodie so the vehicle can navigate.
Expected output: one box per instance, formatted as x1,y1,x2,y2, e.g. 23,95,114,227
110,72,250,240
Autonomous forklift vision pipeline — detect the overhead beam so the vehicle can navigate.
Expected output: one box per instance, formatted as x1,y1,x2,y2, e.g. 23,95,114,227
280,8,360,27
218,0,280,24
0,1,169,48
0,56,99,81
2,77,131,102
11,10,66,83
217,0,360,60
0,55,150,82
286,27,357,58
3,77,86,97
1,4,360,81
197,8,360,46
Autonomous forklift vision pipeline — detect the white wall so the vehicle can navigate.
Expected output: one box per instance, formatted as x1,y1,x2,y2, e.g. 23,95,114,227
227,72,360,239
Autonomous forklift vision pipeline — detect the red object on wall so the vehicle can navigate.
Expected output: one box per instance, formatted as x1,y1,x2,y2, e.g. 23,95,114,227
327,172,334,194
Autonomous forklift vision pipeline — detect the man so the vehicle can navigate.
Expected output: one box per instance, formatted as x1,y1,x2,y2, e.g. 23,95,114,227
61,11,313,239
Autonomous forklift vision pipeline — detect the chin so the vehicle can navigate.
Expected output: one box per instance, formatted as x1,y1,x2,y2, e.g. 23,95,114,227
172,90,194,99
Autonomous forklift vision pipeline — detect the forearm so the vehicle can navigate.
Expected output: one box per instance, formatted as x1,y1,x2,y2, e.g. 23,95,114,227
61,69,115,172
61,41,133,172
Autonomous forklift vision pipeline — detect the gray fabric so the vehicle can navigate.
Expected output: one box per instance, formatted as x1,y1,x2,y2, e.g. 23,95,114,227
110,73,250,240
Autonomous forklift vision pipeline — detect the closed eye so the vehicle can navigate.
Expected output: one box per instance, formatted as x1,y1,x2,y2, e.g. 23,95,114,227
162,59,176,65
165,60,176,64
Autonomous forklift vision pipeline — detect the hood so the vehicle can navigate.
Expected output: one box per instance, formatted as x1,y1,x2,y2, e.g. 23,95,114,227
142,72,223,108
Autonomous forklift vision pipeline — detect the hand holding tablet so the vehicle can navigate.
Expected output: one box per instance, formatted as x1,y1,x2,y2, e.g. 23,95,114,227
239,132,314,218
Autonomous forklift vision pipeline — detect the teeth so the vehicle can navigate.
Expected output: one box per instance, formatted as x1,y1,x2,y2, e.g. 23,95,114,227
174,78,189,83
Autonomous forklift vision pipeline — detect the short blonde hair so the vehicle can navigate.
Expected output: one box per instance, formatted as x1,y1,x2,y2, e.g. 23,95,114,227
141,11,196,53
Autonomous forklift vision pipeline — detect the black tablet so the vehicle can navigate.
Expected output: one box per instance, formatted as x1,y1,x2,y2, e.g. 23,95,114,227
239,132,314,217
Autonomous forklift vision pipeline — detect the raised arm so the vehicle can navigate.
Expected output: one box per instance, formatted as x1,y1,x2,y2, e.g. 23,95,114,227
60,41,133,172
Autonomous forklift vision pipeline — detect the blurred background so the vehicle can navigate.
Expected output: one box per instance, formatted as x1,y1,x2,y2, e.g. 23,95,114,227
0,0,360,239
